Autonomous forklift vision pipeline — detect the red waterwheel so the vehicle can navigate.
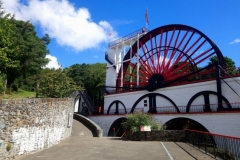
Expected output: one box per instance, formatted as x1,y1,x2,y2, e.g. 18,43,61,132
117,24,225,92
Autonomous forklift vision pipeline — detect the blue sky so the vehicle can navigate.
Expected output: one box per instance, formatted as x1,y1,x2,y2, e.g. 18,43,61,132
2,0,240,68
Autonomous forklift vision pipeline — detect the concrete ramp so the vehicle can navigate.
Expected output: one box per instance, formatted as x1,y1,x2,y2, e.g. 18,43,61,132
71,119,94,137
73,114,103,137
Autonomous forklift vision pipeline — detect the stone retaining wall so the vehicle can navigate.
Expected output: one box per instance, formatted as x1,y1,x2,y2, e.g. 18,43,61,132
0,98,74,159
126,130,185,141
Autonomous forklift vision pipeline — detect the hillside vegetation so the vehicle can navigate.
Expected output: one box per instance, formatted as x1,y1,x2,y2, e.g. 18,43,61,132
0,89,35,99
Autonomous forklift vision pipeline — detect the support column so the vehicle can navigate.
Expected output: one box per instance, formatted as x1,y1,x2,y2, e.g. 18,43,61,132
121,41,124,88
216,62,223,111
137,34,139,86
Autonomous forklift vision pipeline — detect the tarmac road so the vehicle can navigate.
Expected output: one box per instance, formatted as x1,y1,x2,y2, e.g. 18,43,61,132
16,119,215,160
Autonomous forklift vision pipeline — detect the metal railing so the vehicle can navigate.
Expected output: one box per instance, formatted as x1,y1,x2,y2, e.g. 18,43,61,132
79,91,95,113
185,129,240,160
108,27,148,47
93,108,144,115
153,102,240,114
91,102,240,115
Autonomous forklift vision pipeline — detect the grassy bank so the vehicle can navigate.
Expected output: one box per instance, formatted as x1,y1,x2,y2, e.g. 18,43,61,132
0,90,36,99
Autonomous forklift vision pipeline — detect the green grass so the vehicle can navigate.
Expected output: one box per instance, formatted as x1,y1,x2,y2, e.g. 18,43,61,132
0,89,36,99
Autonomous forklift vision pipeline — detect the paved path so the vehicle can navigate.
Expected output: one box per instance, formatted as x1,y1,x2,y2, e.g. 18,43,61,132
16,119,215,160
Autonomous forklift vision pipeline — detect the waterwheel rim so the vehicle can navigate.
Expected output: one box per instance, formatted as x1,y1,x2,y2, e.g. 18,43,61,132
117,24,225,91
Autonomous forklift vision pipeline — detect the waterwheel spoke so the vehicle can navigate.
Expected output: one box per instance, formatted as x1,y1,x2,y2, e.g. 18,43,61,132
149,34,157,73
135,56,153,76
164,30,181,71
117,25,224,91
128,62,152,78
195,51,215,65
164,30,191,75
162,29,176,73
139,42,154,74
123,72,148,82
143,42,156,73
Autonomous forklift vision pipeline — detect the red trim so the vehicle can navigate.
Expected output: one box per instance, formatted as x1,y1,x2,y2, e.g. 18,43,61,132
185,129,240,140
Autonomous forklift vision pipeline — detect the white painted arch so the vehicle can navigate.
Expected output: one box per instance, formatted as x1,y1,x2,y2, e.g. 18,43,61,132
89,113,240,137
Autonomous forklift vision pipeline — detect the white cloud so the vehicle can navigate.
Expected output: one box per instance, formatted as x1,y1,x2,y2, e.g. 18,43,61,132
45,55,62,69
230,38,240,44
2,0,118,52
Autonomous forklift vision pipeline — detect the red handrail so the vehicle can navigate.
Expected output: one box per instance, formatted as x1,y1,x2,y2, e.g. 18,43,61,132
185,129,240,140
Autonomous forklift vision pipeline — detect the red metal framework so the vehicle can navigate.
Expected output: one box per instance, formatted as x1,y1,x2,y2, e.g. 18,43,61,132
116,24,225,92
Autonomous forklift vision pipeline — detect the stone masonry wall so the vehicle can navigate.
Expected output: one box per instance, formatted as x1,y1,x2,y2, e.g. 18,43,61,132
0,98,74,160
126,130,185,141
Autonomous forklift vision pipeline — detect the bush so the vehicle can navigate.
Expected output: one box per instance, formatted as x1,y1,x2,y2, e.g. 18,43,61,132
151,121,161,130
122,111,162,133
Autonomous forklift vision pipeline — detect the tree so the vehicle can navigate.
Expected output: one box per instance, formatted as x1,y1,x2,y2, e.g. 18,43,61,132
0,2,19,93
0,74,5,94
209,56,238,75
8,20,49,82
66,63,106,107
84,63,106,95
66,63,106,96
65,64,86,89
37,69,77,98
0,1,4,17
0,2,50,90
0,9,18,73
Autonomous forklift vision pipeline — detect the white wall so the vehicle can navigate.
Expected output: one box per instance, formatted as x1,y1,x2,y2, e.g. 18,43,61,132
152,113,240,137
89,115,126,136
104,77,240,112
74,98,79,112
89,113,240,137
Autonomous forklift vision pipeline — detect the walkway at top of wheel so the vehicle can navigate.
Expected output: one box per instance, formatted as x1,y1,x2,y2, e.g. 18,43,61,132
108,27,149,48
